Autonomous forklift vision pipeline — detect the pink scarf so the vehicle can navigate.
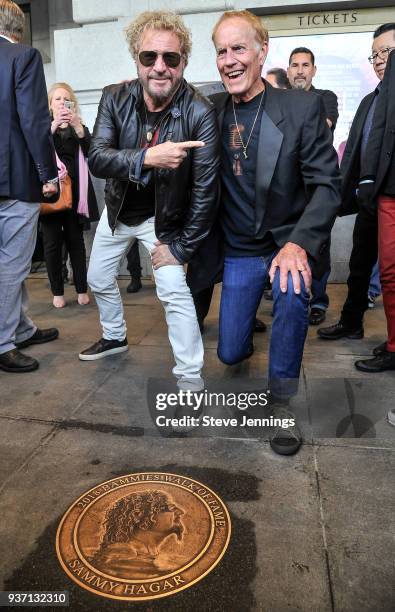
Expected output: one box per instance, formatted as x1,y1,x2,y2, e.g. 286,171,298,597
56,153,67,181
77,147,89,218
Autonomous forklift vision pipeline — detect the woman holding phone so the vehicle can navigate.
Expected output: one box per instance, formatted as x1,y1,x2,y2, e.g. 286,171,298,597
40,82,99,308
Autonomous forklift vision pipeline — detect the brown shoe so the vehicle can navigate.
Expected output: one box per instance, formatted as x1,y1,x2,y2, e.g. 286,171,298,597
0,349,39,372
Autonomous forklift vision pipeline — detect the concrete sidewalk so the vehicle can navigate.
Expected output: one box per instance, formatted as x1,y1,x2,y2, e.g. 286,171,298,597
0,277,394,612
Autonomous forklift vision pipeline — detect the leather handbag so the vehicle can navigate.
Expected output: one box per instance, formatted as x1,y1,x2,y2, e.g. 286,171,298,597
40,154,73,215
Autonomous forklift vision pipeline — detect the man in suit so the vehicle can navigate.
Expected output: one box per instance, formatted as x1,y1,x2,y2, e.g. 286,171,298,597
211,10,340,454
318,24,395,345
353,49,395,373
0,0,59,373
287,46,339,326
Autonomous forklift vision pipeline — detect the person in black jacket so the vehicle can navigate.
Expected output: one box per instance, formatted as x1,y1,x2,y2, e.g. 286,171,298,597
0,0,59,373
353,49,395,373
287,46,339,326
79,11,219,391
210,10,340,454
41,82,99,308
318,24,395,344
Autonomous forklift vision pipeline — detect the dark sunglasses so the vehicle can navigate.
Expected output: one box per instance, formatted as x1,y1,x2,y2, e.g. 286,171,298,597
138,51,182,68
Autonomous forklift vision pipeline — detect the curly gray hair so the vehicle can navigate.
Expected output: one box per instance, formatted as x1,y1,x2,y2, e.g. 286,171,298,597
125,11,192,65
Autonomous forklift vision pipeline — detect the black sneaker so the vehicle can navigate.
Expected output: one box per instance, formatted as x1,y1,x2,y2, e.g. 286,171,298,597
79,338,128,361
269,403,302,455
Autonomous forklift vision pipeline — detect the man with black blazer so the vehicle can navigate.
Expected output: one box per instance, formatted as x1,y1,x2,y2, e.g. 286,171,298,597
318,23,395,345
211,10,340,455
0,0,59,373
353,49,395,373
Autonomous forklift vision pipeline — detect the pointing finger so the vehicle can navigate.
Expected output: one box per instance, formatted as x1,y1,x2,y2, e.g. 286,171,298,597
178,141,205,149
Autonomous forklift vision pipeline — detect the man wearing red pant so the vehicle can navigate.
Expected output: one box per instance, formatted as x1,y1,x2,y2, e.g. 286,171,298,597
355,48,395,372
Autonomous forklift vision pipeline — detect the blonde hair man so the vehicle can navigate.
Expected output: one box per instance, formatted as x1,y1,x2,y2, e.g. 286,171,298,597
80,12,219,396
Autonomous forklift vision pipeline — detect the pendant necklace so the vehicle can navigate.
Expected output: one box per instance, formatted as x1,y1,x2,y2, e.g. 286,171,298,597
232,90,265,160
143,103,162,143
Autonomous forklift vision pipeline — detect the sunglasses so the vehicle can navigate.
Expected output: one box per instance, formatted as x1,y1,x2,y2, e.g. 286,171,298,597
138,51,182,68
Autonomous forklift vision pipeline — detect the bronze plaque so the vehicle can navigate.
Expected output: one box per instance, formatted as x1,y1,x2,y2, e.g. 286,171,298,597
56,472,231,601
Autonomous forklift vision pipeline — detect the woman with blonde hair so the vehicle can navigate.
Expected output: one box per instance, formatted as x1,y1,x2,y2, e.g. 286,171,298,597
40,82,99,307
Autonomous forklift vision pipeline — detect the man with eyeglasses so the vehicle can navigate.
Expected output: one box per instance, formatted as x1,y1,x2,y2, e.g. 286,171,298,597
80,11,219,393
352,49,395,376
318,23,395,353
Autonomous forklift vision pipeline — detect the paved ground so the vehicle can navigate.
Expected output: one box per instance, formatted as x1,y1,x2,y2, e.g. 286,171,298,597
0,277,394,612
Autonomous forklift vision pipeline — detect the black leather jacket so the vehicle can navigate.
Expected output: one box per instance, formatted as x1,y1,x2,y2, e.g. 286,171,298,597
89,79,219,263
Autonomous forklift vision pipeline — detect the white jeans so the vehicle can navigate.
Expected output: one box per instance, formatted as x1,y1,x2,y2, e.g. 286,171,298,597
87,209,204,380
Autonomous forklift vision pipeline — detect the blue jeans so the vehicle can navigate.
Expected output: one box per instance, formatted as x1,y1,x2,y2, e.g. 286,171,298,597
218,255,309,399
310,268,330,311
368,261,381,297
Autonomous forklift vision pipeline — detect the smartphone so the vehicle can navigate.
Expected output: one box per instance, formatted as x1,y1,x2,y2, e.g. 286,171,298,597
64,100,75,112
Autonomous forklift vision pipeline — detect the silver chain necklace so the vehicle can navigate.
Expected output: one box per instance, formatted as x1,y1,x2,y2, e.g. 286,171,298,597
232,90,264,159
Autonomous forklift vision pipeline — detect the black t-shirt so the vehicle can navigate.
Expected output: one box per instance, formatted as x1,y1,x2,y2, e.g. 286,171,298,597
221,91,275,256
118,107,167,227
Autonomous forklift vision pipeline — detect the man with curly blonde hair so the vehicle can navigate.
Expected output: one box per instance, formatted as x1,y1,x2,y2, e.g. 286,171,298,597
82,12,219,394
